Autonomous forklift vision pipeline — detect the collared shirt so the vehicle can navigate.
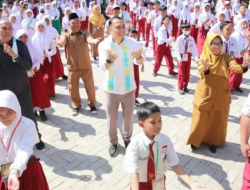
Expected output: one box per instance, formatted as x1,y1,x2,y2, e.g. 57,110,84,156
242,93,250,116
148,10,160,26
221,36,241,58
223,9,232,21
208,23,221,35
130,1,139,14
153,15,173,36
175,34,198,61
98,36,144,95
137,6,147,18
120,11,132,23
157,25,173,45
123,132,179,182
231,31,250,58
60,30,91,71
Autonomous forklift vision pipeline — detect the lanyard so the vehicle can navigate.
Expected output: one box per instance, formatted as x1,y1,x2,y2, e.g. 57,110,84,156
144,142,159,176
0,117,22,160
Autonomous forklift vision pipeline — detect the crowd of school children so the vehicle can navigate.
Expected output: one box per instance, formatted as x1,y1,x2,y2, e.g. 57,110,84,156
1,0,250,189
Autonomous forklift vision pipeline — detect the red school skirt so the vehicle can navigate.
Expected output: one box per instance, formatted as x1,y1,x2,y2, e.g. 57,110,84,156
29,69,51,110
196,26,209,56
81,17,89,31
189,25,199,43
171,16,178,38
0,156,49,190
54,47,65,79
242,160,250,190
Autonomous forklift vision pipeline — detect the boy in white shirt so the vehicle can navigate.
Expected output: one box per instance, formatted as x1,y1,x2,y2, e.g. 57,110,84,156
123,102,205,190
137,0,147,40
144,1,153,47
175,24,198,95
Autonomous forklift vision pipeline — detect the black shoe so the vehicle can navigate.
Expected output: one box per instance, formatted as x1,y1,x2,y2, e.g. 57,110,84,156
124,141,130,149
191,144,197,151
209,145,217,153
145,44,148,47
61,75,68,80
36,140,45,150
109,144,119,157
153,72,157,77
135,99,141,107
235,87,243,93
137,38,139,41
143,38,145,41
184,87,189,93
72,107,81,116
39,110,48,121
169,71,178,76
34,110,38,117
90,106,97,115
94,57,98,60
49,94,55,100
178,89,185,95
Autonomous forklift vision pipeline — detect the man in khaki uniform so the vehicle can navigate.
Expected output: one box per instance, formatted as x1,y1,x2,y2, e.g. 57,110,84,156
55,13,101,116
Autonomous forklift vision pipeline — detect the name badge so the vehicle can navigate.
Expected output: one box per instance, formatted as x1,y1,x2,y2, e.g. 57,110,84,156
183,53,188,62
152,177,164,190
1,163,12,182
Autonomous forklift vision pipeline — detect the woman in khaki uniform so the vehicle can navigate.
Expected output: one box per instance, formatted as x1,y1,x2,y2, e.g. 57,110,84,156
88,5,106,60
187,33,250,153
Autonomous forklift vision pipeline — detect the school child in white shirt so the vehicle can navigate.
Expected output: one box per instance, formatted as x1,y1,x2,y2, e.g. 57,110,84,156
130,0,139,28
123,102,205,190
177,1,191,36
208,12,225,35
144,2,153,47
189,3,200,42
153,15,178,77
175,24,198,95
168,0,181,38
223,1,233,22
233,3,249,24
120,2,132,25
137,0,147,40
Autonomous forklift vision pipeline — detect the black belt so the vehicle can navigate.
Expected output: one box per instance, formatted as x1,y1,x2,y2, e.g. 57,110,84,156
28,156,40,163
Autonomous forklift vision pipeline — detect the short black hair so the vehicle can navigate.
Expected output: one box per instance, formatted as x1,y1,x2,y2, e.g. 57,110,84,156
162,15,171,21
128,28,138,34
147,1,153,5
220,21,231,30
159,5,167,11
120,2,127,7
8,2,13,5
137,102,161,122
154,1,160,4
240,2,247,8
108,16,123,26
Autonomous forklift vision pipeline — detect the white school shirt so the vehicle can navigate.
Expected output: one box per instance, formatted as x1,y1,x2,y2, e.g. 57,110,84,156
198,12,214,30
153,15,173,36
123,132,179,182
231,31,250,58
232,3,240,15
157,25,173,45
120,11,132,23
98,36,145,95
242,93,250,116
62,17,70,31
175,34,198,61
168,6,181,19
130,1,139,14
178,9,191,27
234,13,250,24
144,9,152,23
72,8,84,21
190,12,200,27
137,6,147,19
148,10,160,26
221,35,242,58
0,117,39,177
208,23,221,35
21,18,36,37
223,9,232,21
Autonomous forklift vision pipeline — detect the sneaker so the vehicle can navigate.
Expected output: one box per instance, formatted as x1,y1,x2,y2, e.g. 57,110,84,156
72,107,81,116
209,145,217,153
61,75,68,80
178,89,185,95
235,87,243,93
153,72,157,77
124,141,130,149
90,106,97,115
39,110,48,122
36,140,45,150
109,144,119,157
169,71,178,76
184,87,189,93
135,99,141,107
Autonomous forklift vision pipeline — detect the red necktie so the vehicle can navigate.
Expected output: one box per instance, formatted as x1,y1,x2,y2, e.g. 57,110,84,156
228,11,230,19
225,42,228,53
195,19,198,24
185,38,188,53
242,14,244,19
166,29,169,38
147,141,155,184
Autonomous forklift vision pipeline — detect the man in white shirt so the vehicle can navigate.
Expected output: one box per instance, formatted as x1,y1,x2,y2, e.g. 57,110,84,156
98,16,144,157
153,15,178,77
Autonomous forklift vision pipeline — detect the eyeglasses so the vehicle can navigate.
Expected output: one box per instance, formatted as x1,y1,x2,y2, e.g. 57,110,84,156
1,27,13,31
211,42,223,47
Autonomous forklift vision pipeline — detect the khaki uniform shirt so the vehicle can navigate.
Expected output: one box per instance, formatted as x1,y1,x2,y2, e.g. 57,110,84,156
61,30,91,71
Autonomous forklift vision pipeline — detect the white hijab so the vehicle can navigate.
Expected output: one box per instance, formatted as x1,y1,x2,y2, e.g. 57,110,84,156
32,20,52,61
234,18,248,35
9,14,21,37
23,9,34,25
43,15,59,38
63,7,71,23
80,0,88,18
36,6,46,20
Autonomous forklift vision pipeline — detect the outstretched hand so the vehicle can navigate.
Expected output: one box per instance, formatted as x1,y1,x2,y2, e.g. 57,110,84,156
201,59,213,71
107,49,118,63
93,37,102,44
242,53,250,68
131,47,143,59
190,182,205,190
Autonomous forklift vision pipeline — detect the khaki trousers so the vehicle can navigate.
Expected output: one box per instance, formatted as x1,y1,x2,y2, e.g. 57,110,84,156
105,90,135,145
68,69,96,109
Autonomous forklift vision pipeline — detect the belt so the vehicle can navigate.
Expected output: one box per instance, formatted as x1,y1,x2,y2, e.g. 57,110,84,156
28,156,40,163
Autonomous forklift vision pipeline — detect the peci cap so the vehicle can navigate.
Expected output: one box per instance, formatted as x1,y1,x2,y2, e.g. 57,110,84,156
69,13,79,21
181,23,190,29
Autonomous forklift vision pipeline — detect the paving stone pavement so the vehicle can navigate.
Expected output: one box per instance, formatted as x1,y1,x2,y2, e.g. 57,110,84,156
33,40,250,190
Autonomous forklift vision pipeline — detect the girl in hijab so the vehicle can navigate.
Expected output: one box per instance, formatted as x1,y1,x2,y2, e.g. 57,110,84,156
50,1,61,35
16,29,51,122
196,3,215,56
189,3,200,42
32,20,57,99
21,9,37,37
9,14,21,37
88,5,105,60
89,2,96,16
11,2,20,14
61,0,68,12
230,19,250,92
187,33,250,153
168,0,181,38
72,1,84,28
43,15,67,80
208,12,225,35
177,1,191,36
0,90,49,190
62,7,71,32
36,6,46,20
80,0,89,31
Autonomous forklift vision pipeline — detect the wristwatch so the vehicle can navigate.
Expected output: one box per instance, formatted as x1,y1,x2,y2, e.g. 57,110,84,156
106,59,113,64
